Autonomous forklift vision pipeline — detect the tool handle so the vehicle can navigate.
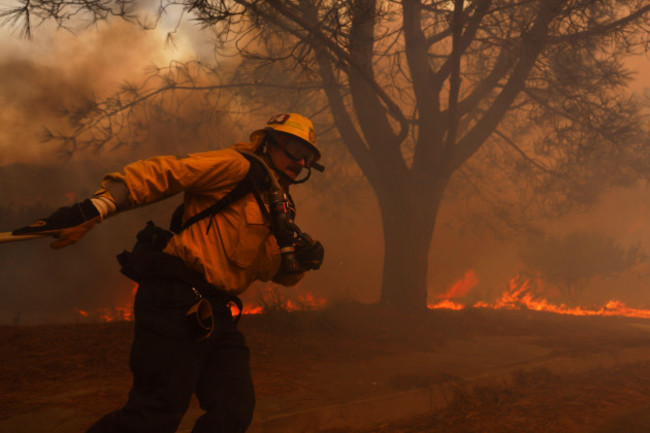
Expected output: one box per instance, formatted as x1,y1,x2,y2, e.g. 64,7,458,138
0,232,51,244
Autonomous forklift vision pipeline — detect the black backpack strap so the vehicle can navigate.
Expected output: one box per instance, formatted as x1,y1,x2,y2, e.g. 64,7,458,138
170,153,270,234
169,203,185,234
250,188,272,222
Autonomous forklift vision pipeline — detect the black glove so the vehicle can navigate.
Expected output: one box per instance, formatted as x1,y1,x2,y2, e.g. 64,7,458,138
12,199,101,249
294,233,324,271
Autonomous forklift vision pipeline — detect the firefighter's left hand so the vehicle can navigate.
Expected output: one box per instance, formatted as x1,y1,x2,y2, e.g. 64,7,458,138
12,199,101,249
294,233,324,270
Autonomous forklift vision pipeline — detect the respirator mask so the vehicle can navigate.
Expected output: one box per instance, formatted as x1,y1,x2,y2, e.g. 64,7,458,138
267,189,306,274
247,139,323,274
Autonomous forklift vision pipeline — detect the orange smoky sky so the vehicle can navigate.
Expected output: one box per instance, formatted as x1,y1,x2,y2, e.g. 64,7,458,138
0,16,204,166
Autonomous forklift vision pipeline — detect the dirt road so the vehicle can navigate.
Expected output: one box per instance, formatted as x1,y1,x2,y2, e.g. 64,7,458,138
3,306,650,432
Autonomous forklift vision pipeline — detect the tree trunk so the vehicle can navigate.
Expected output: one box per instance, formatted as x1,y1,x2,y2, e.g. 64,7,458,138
376,177,445,310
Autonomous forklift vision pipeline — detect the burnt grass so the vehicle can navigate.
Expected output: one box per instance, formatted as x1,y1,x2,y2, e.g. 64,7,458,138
2,303,650,427
352,362,650,433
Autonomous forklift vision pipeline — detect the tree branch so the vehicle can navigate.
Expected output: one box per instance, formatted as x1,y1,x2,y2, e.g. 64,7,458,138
548,4,650,44
495,129,552,174
444,0,465,153
431,0,492,87
402,0,443,173
456,43,516,116
342,0,408,174
299,1,379,183
247,0,408,139
449,0,563,173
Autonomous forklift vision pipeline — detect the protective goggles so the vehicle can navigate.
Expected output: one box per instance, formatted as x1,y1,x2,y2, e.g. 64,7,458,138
267,130,325,172
281,139,317,166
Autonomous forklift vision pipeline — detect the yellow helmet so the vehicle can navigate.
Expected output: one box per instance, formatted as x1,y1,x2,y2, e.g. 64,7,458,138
263,113,321,161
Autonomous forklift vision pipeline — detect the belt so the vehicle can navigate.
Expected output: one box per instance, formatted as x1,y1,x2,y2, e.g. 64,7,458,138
119,248,243,322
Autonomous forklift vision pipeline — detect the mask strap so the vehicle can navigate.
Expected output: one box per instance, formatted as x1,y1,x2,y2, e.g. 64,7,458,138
291,167,312,184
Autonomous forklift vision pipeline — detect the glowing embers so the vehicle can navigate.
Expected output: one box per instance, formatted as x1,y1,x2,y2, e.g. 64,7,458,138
428,299,464,311
74,284,328,322
74,306,134,322
429,273,650,319
240,286,328,315
74,284,138,322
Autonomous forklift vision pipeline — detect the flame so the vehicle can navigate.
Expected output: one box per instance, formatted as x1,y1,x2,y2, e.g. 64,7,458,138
285,293,328,311
242,305,264,315
242,289,328,315
429,299,465,310
74,306,133,322
429,274,650,319
76,284,327,321
437,269,478,299
74,284,138,322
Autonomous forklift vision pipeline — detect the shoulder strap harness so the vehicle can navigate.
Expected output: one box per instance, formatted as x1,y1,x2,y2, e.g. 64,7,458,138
169,152,272,234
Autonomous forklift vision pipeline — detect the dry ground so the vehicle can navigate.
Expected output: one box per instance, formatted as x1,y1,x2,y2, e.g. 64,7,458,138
355,362,650,433
2,304,650,431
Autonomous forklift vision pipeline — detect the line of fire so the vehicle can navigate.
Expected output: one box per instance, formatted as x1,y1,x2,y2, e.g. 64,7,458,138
72,271,650,323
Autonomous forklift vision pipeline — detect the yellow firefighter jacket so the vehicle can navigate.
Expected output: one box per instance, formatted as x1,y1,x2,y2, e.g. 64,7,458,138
100,142,303,294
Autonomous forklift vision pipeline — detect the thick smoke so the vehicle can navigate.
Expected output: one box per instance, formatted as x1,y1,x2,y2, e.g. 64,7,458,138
0,20,221,323
0,18,382,324
1,17,650,324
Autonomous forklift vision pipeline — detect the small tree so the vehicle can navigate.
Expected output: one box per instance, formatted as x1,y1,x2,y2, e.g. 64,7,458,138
520,231,645,303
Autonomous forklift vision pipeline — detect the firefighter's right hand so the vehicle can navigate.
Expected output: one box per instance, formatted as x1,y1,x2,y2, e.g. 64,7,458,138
12,199,101,249
294,232,324,271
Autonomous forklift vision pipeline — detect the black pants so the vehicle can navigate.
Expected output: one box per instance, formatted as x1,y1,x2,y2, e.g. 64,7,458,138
86,278,255,433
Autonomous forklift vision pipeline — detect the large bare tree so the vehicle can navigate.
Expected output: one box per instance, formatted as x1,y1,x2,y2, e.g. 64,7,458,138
4,0,650,309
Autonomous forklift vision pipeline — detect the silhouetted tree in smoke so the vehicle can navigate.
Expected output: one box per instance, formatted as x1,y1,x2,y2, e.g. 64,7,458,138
520,231,646,304
4,0,650,309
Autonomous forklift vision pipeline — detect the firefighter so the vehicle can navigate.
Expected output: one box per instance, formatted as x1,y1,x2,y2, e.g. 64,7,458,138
12,112,325,433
